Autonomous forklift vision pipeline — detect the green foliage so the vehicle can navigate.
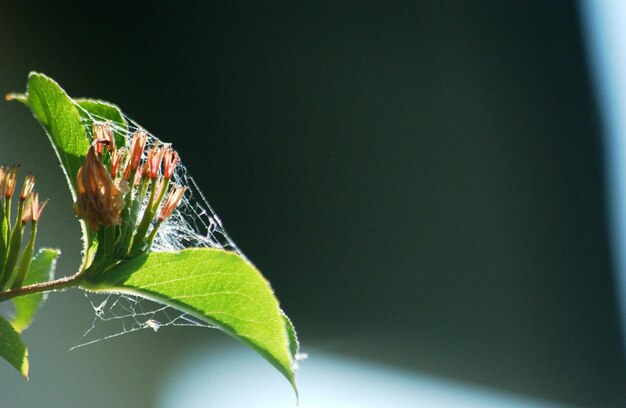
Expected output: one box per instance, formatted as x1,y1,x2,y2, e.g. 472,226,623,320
0,72,299,392
24,73,90,199
0,315,28,378
11,249,59,333
283,314,300,361
83,248,297,391
75,99,127,150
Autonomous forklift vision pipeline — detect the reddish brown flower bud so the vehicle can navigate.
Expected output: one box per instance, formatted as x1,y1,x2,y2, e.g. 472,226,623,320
158,186,186,222
74,145,126,230
22,192,47,224
4,165,19,199
161,146,179,179
129,130,147,172
93,122,115,155
122,161,131,181
133,170,142,186
142,144,162,180
0,166,5,189
20,174,36,201
110,148,127,179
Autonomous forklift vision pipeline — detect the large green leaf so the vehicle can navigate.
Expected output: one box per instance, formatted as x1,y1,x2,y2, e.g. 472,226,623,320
11,249,60,333
24,72,90,199
0,315,28,378
81,248,297,391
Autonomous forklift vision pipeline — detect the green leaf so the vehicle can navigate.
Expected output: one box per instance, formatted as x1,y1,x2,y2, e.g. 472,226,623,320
10,73,299,393
0,315,28,378
283,313,300,361
11,249,60,333
15,73,93,252
82,248,297,391
75,99,128,149
23,72,90,199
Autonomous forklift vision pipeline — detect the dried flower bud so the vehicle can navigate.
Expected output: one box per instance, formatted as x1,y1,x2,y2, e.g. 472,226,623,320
4,165,19,199
22,192,47,224
133,169,142,186
122,161,131,181
115,179,130,195
93,122,115,155
19,174,36,201
74,145,125,230
158,186,186,222
162,146,179,179
20,194,32,224
0,166,5,191
110,148,127,178
129,130,147,172
143,144,162,180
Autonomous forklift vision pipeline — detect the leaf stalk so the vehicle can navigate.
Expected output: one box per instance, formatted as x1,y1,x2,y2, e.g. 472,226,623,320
0,273,82,302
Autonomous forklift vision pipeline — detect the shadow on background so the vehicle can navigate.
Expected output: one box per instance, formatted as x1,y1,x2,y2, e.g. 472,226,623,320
0,2,625,407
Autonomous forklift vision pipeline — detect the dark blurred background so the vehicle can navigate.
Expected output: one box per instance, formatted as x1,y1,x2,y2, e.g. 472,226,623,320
1,1,625,407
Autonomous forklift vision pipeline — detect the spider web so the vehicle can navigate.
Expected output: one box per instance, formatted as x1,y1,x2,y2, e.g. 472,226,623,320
70,103,242,350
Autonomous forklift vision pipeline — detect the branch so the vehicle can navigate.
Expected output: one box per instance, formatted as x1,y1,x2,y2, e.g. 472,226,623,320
0,274,83,302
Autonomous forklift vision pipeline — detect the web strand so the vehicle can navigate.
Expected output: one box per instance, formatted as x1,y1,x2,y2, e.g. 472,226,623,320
71,104,237,348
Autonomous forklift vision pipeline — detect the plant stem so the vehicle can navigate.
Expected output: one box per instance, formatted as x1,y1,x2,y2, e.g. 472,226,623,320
0,273,83,302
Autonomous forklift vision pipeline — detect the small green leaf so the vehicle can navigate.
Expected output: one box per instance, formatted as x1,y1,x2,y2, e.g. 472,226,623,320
0,315,29,378
75,99,128,149
82,248,297,391
24,72,90,199
11,248,60,333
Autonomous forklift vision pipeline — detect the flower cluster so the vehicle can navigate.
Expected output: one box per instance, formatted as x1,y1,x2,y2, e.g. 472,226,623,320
0,166,47,290
74,122,185,275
